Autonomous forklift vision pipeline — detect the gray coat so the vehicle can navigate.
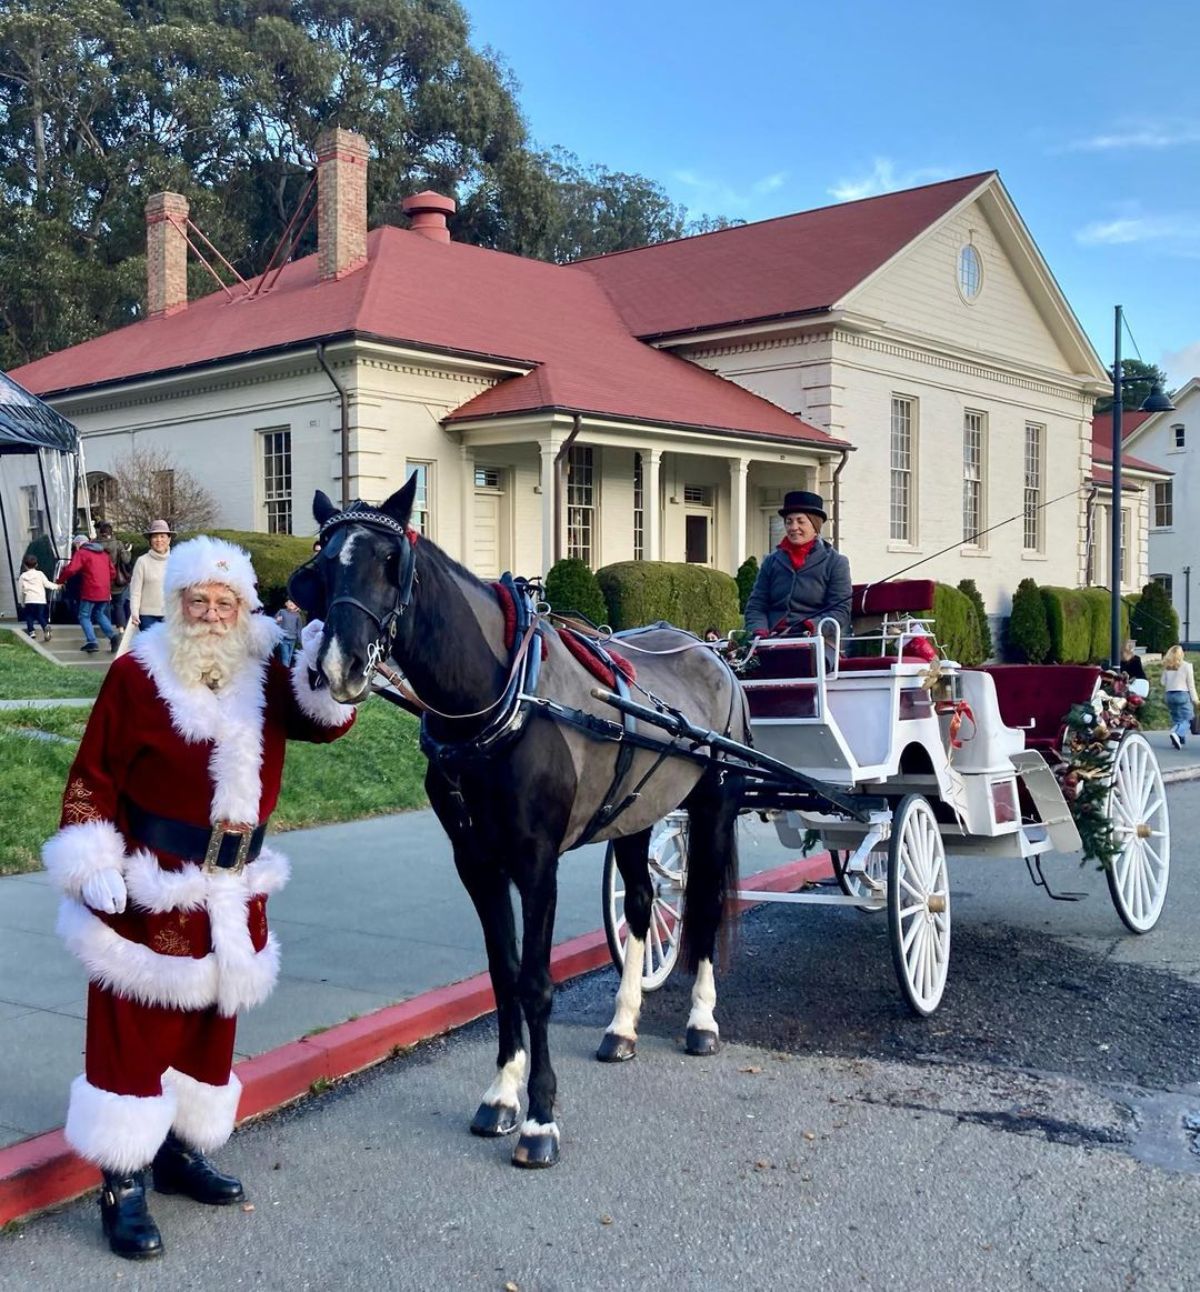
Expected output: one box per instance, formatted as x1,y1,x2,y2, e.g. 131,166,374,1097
743,539,853,636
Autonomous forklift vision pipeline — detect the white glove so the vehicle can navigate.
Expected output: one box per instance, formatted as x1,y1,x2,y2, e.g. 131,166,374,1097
300,618,325,657
81,868,127,915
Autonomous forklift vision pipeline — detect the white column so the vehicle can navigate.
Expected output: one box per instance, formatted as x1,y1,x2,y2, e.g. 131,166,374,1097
460,444,474,566
645,449,662,561
539,440,558,574
729,456,749,572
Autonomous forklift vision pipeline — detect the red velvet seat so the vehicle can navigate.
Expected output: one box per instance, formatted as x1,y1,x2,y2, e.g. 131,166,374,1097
851,580,936,617
977,664,1100,752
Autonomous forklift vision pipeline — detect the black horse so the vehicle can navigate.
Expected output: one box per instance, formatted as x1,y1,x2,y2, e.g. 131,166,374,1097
291,475,746,1167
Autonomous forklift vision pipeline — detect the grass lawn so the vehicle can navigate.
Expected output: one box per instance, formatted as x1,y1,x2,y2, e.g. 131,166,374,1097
0,632,101,700
0,700,428,877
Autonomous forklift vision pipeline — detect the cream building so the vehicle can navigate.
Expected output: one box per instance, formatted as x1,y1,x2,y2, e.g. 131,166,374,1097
10,134,1112,621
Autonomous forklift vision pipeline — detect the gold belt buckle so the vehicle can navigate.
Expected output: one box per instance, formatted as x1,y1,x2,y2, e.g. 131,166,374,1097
204,821,252,874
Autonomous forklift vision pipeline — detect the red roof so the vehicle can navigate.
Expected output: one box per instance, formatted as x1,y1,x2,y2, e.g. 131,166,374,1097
10,227,837,448
576,174,994,339
1090,410,1165,474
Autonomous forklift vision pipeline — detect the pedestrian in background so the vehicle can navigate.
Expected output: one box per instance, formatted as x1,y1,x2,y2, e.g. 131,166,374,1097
274,598,303,667
1120,639,1146,682
18,553,59,641
128,519,173,630
1161,644,1198,750
59,532,120,653
96,521,133,630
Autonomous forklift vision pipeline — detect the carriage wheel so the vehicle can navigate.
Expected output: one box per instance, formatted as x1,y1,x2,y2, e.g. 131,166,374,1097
602,812,687,992
831,846,888,913
1104,731,1170,934
887,795,951,1017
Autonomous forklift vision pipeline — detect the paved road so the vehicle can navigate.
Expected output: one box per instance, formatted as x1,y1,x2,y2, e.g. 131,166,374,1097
5,785,1199,1290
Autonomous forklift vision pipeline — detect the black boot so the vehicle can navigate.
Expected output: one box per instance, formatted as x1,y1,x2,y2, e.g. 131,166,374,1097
152,1131,244,1205
100,1170,164,1260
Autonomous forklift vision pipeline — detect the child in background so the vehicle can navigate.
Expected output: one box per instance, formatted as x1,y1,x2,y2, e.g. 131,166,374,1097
18,554,59,641
275,598,304,667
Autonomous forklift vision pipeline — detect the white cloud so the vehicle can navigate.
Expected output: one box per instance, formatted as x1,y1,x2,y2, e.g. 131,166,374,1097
669,168,792,216
827,158,952,202
1075,212,1200,251
1064,121,1200,152
1163,341,1200,389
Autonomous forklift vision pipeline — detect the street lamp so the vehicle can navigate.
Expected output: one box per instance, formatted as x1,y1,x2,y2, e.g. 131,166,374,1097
1109,304,1175,667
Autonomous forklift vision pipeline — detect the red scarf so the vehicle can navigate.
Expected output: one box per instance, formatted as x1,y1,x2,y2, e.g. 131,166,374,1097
778,535,817,570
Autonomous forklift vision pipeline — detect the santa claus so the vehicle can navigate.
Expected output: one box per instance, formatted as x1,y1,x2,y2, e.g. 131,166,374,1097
43,536,355,1260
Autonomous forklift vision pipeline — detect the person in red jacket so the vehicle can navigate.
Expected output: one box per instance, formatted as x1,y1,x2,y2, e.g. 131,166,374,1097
59,531,120,653
43,536,357,1260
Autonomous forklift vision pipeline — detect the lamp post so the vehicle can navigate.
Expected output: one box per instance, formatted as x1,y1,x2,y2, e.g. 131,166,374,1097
1108,304,1175,666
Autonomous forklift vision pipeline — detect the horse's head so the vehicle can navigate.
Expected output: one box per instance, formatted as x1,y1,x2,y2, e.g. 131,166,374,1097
288,474,419,704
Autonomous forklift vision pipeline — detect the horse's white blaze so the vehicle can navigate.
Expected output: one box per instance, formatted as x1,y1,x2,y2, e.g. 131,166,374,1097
519,1117,560,1141
322,633,353,690
481,1050,526,1108
686,958,718,1035
338,532,362,567
605,935,645,1038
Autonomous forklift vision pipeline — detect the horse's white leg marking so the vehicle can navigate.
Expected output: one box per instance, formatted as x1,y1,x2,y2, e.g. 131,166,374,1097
686,958,718,1036
605,935,645,1039
518,1117,560,1142
481,1050,527,1109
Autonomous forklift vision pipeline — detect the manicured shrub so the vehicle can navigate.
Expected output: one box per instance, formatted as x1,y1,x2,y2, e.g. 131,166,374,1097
735,555,759,613
932,583,983,665
544,557,608,625
957,578,993,661
1131,581,1179,654
1006,578,1050,663
205,529,317,613
1039,587,1092,663
596,561,740,635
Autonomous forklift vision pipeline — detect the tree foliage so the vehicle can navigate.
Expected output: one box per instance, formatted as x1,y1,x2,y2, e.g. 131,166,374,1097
1006,577,1051,663
1093,359,1171,414
956,578,993,661
1131,580,1179,654
0,1,722,367
104,444,218,534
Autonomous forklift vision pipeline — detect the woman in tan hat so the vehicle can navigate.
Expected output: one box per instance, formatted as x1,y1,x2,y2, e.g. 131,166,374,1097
128,520,174,630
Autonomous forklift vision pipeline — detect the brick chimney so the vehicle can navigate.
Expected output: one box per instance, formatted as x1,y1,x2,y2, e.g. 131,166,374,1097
145,192,189,317
402,191,456,243
316,127,369,280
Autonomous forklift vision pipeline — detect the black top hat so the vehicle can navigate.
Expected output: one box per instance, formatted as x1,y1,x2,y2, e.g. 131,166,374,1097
778,490,827,521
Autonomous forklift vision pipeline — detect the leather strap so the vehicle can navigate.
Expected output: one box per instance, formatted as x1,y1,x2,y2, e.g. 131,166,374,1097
126,803,266,869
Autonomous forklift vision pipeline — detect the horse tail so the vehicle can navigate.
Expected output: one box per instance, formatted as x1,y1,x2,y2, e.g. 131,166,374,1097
679,765,742,976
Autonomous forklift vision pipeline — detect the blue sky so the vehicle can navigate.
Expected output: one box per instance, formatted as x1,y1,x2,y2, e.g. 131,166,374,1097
465,0,1200,388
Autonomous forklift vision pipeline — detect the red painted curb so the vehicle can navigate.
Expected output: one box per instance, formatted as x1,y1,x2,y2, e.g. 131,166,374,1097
0,852,830,1225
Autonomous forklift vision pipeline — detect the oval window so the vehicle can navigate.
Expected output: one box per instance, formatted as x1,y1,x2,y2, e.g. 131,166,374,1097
958,244,982,300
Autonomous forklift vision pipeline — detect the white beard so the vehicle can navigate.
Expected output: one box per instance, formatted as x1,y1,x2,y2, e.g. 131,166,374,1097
165,600,255,691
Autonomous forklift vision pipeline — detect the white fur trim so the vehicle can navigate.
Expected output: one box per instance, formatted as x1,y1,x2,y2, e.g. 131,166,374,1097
124,846,290,914
131,627,269,824
65,1075,176,1174
165,536,262,610
164,1068,242,1152
57,895,281,1017
290,643,357,726
249,845,291,896
42,820,126,898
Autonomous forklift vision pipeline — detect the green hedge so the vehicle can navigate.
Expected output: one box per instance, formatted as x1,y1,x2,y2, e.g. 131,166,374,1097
956,578,993,661
596,561,741,634
1039,586,1092,663
735,555,758,613
1007,577,1051,662
204,530,315,612
544,557,608,625
932,583,983,665
1131,581,1179,653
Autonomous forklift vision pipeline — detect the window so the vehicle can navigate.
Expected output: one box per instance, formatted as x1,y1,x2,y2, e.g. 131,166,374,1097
473,467,499,490
958,244,982,300
632,453,644,561
890,396,915,543
1023,423,1043,551
261,429,292,535
567,445,595,566
407,462,434,534
22,485,46,543
153,469,176,523
1153,480,1174,528
86,472,118,524
962,410,986,544
1152,573,1173,600
683,484,713,506
1173,424,1186,449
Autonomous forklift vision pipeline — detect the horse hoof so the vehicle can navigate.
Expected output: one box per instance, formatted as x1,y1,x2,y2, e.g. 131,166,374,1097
512,1127,560,1169
685,1027,720,1056
470,1102,520,1137
596,1032,637,1063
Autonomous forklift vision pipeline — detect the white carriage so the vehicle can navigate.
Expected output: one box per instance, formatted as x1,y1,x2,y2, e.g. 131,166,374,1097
601,580,1170,1015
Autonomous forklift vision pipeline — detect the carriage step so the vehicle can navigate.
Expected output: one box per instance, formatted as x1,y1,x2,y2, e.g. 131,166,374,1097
1024,854,1088,902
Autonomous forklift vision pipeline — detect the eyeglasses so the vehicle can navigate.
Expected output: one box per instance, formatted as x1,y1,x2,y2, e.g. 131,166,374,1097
185,595,239,619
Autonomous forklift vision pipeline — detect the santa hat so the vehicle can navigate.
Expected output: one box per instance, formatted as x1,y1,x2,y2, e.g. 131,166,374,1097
165,536,261,610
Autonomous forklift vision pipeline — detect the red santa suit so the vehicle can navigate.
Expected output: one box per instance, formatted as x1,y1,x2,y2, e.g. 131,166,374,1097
43,540,355,1175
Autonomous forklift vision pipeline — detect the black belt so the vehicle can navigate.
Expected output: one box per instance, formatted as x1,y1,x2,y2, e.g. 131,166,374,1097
126,803,267,872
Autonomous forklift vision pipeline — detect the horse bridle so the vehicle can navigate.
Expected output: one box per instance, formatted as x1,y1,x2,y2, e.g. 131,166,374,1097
314,504,419,682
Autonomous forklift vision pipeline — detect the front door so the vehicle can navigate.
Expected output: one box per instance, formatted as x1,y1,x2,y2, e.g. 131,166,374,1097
472,467,508,578
685,513,711,564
